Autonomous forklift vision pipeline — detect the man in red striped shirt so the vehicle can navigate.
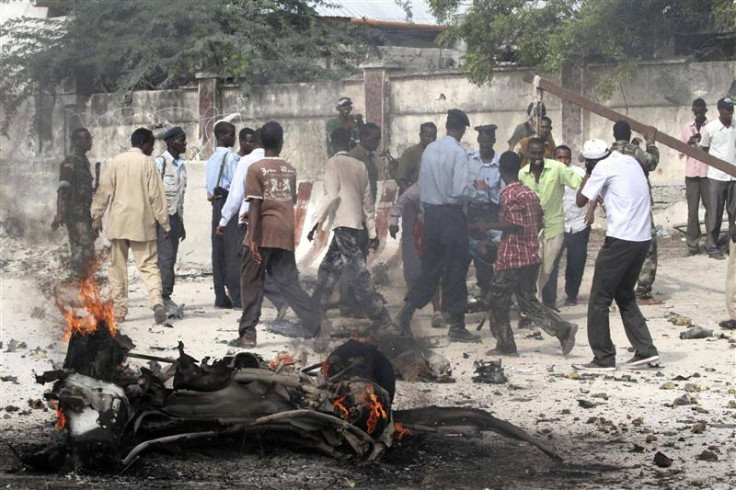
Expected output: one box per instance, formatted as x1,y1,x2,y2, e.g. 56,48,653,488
475,152,577,355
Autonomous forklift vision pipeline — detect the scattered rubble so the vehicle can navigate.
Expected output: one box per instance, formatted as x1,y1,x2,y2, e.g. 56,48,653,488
654,451,673,468
472,360,507,384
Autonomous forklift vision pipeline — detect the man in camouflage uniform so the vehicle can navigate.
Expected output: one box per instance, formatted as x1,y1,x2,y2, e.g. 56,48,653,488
611,121,661,304
52,128,97,279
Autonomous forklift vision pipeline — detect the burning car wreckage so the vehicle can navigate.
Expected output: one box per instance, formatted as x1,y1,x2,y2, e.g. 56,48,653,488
18,275,562,473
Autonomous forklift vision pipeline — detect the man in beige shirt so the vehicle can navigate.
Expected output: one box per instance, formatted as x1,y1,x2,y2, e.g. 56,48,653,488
308,128,391,328
91,128,170,324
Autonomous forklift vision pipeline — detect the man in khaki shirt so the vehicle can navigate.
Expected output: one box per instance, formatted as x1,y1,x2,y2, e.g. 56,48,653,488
309,128,390,328
91,128,170,323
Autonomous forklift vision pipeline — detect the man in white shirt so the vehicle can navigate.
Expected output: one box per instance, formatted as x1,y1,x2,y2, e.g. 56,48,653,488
217,128,288,321
573,139,660,372
308,128,391,328
542,145,596,306
155,127,188,313
701,97,736,260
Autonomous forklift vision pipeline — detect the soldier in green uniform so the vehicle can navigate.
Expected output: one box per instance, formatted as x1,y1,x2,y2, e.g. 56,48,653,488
51,128,97,279
325,97,363,157
610,121,661,304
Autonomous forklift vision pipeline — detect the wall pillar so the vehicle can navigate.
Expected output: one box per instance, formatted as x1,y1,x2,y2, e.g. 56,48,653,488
560,64,583,153
196,72,220,159
363,64,400,178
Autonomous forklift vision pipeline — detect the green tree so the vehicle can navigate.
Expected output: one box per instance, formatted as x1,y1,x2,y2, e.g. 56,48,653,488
428,0,736,92
0,0,376,121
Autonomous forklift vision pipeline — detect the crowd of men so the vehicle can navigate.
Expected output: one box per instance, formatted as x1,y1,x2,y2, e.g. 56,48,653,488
52,94,736,368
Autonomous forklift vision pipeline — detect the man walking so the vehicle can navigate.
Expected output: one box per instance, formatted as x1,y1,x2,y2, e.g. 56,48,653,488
701,97,736,260
155,126,187,314
335,122,382,316
217,128,289,321
519,138,582,307
309,128,391,328
574,139,660,371
680,98,709,256
206,121,241,308
233,121,320,347
543,145,596,306
52,128,97,280
482,152,577,356
610,121,661,304
91,128,169,324
397,109,479,342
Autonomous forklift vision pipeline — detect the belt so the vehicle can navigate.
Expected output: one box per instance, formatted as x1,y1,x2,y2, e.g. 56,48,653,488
422,202,463,209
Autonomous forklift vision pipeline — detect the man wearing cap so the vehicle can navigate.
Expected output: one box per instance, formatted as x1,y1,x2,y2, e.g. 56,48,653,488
680,98,709,256
465,124,503,300
52,128,97,280
574,139,660,371
701,97,736,260
397,109,479,342
519,137,582,307
155,127,188,313
326,97,363,157
611,121,661,304
517,116,556,166
508,101,546,150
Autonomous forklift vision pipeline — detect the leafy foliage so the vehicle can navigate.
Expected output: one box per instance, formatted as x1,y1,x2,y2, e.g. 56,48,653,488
0,0,376,119
428,0,736,88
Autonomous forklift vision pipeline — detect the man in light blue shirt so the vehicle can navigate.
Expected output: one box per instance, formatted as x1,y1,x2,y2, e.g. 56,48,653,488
466,124,503,301
205,121,241,308
398,109,480,343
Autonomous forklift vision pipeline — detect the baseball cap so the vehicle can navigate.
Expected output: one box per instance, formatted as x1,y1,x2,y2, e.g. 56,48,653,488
447,109,470,127
163,126,185,141
717,97,734,109
337,97,352,107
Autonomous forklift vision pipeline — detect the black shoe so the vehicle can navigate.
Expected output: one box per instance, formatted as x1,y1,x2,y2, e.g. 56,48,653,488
623,354,660,367
215,297,233,308
398,303,415,335
153,304,167,324
684,248,699,257
572,361,615,372
448,327,481,343
560,323,578,356
718,319,736,330
564,296,578,306
708,252,725,260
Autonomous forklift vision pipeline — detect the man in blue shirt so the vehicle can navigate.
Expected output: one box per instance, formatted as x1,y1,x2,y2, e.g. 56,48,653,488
466,124,503,301
206,121,241,308
397,109,480,342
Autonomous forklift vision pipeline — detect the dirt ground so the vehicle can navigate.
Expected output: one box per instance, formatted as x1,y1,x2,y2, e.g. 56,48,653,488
0,229,735,489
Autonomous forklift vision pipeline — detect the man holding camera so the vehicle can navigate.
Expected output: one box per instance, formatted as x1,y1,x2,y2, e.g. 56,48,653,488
574,139,660,371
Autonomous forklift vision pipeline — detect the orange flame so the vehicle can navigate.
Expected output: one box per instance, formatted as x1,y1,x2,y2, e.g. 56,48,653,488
331,395,350,420
365,385,387,435
394,422,410,441
51,400,66,430
55,266,116,342
268,352,295,370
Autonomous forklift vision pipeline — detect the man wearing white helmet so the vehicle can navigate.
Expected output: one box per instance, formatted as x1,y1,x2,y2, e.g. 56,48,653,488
573,139,660,371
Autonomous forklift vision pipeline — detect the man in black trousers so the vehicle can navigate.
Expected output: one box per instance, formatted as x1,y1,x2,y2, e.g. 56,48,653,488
574,139,660,371
397,109,479,342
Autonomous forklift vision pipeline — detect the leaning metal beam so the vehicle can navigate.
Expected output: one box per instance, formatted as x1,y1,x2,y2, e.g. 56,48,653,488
523,73,736,178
